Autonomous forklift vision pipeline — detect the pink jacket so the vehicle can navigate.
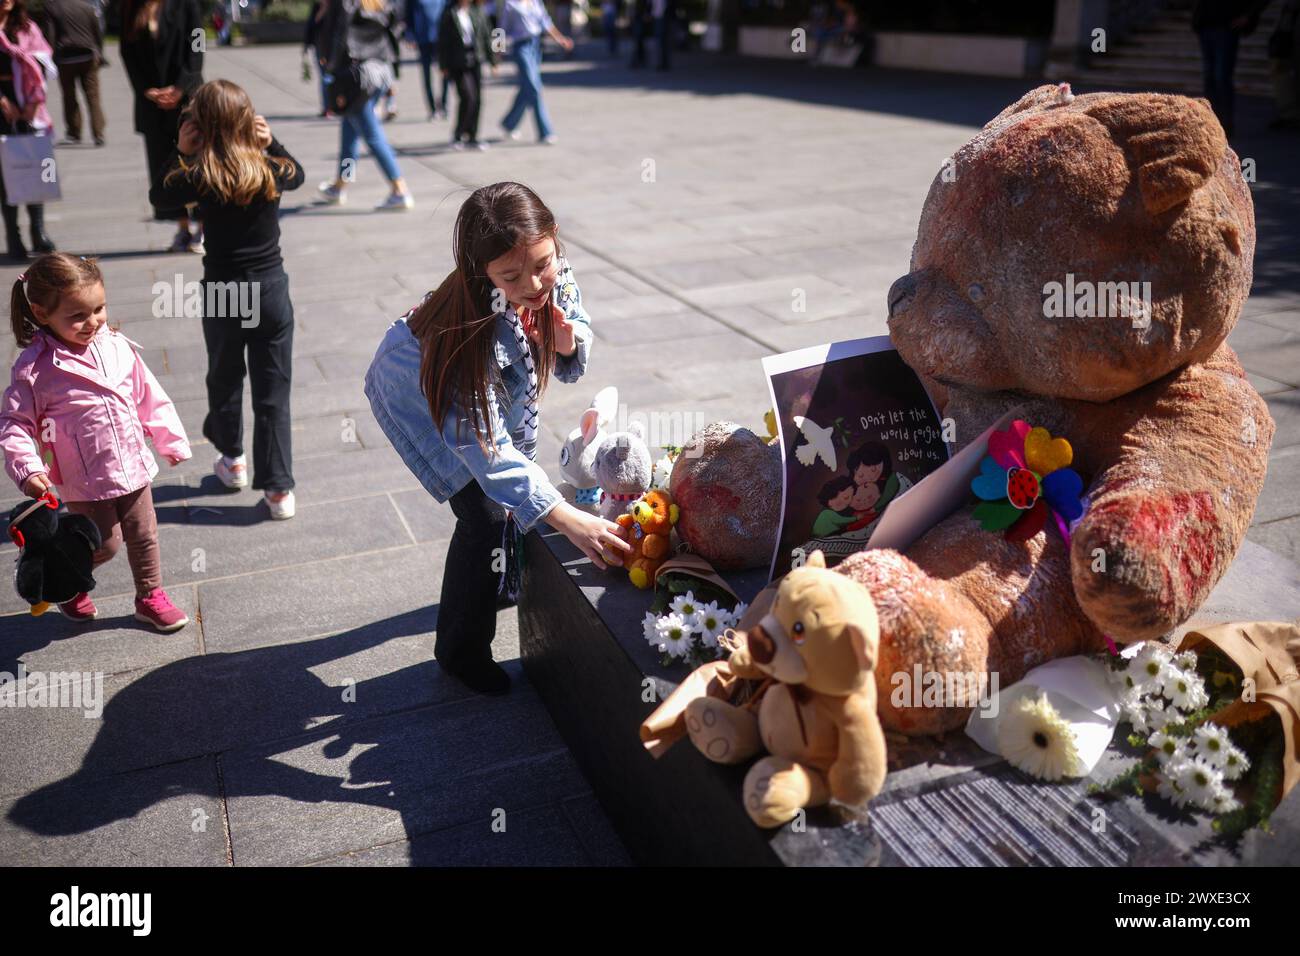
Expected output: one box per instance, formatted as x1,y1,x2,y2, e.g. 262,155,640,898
0,327,191,502
0,22,54,131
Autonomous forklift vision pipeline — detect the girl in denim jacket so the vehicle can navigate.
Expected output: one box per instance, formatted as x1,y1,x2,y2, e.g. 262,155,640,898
0,254,192,631
366,182,630,693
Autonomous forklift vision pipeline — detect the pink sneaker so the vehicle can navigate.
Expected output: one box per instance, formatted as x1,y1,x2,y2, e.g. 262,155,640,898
134,588,189,632
59,591,97,621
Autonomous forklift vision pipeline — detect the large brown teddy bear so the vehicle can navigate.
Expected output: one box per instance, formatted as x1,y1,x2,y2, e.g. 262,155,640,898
841,84,1274,735
649,551,888,828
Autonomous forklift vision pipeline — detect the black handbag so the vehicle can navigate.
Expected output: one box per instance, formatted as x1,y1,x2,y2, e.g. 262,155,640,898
326,59,366,115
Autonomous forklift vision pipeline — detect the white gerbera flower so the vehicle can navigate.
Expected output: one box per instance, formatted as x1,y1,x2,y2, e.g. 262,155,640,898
732,601,749,625
1145,699,1175,731
642,611,661,648
1193,723,1233,768
1175,757,1224,810
695,601,728,650
655,612,695,659
1173,650,1198,671
1161,666,1208,712
669,592,703,630
996,692,1082,781
1221,744,1251,781
1148,729,1185,765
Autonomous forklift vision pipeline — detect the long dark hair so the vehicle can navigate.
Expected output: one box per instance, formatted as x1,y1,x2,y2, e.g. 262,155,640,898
2,0,32,41
10,253,105,348
408,182,561,453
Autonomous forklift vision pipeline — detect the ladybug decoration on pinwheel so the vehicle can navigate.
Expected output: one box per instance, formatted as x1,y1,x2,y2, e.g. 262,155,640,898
971,420,1086,543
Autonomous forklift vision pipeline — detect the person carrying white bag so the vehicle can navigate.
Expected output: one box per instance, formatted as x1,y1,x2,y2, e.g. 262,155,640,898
0,0,59,262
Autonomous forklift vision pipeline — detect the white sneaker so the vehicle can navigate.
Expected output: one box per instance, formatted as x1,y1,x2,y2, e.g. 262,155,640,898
265,490,296,520
501,125,521,141
189,235,206,255
214,454,248,489
318,181,347,205
541,134,558,146
450,139,467,151
375,191,414,211
473,141,489,151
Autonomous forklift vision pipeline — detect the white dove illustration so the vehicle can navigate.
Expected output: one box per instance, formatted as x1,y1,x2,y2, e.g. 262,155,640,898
792,416,837,470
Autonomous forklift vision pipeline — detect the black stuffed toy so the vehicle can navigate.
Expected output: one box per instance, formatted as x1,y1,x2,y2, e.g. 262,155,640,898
6,493,102,616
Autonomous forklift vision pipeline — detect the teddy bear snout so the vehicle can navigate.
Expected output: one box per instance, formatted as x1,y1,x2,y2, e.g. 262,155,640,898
887,273,917,319
747,624,776,665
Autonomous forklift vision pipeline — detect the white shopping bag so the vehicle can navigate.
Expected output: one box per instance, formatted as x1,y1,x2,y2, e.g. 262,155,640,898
0,132,61,206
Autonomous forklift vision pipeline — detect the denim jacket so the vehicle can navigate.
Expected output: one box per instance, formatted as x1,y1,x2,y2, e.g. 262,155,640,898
365,258,592,531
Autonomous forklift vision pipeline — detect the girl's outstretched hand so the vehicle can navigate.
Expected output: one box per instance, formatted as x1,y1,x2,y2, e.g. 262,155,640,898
546,501,631,570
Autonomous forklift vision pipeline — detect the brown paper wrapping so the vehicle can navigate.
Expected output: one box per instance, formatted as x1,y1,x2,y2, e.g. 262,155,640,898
653,553,740,603
1177,621,1300,800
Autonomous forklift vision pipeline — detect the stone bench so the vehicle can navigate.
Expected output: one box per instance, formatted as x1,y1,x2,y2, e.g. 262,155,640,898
519,534,1300,866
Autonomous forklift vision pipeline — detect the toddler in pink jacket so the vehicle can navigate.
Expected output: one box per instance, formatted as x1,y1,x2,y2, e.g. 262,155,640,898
1,254,191,631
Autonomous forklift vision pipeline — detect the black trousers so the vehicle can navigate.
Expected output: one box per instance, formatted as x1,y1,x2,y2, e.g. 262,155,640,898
201,269,295,492
436,480,507,667
449,62,482,143
141,111,187,221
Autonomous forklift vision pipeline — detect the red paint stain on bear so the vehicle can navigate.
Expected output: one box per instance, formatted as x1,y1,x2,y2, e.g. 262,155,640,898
1123,491,1218,605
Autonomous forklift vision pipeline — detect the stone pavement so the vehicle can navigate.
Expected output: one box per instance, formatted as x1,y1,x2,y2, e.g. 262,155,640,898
0,41,1297,865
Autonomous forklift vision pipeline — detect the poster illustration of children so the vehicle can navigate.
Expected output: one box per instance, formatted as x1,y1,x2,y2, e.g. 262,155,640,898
763,337,947,581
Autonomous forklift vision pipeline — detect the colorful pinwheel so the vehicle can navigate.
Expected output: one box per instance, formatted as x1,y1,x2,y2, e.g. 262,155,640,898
971,420,1085,543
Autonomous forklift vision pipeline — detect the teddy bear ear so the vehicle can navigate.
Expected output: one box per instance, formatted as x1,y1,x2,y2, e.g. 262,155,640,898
1083,94,1227,215
806,549,827,569
844,621,877,672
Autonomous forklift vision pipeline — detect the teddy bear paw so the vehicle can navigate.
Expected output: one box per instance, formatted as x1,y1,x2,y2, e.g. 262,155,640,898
684,697,761,765
743,756,828,829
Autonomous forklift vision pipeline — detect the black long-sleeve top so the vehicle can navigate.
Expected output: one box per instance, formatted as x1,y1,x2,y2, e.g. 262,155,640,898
149,138,306,279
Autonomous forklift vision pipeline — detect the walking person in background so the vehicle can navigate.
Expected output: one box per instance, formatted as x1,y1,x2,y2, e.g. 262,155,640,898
652,0,671,70
304,0,331,116
499,0,572,144
629,0,647,67
150,80,304,520
1,253,192,631
120,0,204,252
1191,0,1270,137
317,0,414,210
438,0,495,148
0,0,58,260
406,0,447,120
40,0,105,146
1267,0,1300,129
601,0,617,57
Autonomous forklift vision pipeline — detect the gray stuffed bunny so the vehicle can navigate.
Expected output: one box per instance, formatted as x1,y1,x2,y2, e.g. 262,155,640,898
558,386,618,513
592,420,653,521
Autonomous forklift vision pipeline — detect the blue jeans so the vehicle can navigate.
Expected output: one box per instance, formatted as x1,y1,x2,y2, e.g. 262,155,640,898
339,90,403,183
502,36,553,140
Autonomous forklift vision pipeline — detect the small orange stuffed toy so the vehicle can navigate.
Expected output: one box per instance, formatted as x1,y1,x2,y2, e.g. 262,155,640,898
616,489,679,588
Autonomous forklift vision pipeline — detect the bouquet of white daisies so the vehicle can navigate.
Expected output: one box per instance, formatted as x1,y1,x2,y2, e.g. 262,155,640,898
642,590,749,667
1098,640,1283,838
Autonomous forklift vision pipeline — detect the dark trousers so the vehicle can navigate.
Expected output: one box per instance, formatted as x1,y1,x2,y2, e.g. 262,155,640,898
436,480,506,667
201,269,295,492
655,15,670,69
58,59,106,141
1198,27,1240,136
449,62,482,142
417,41,451,115
143,122,186,221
